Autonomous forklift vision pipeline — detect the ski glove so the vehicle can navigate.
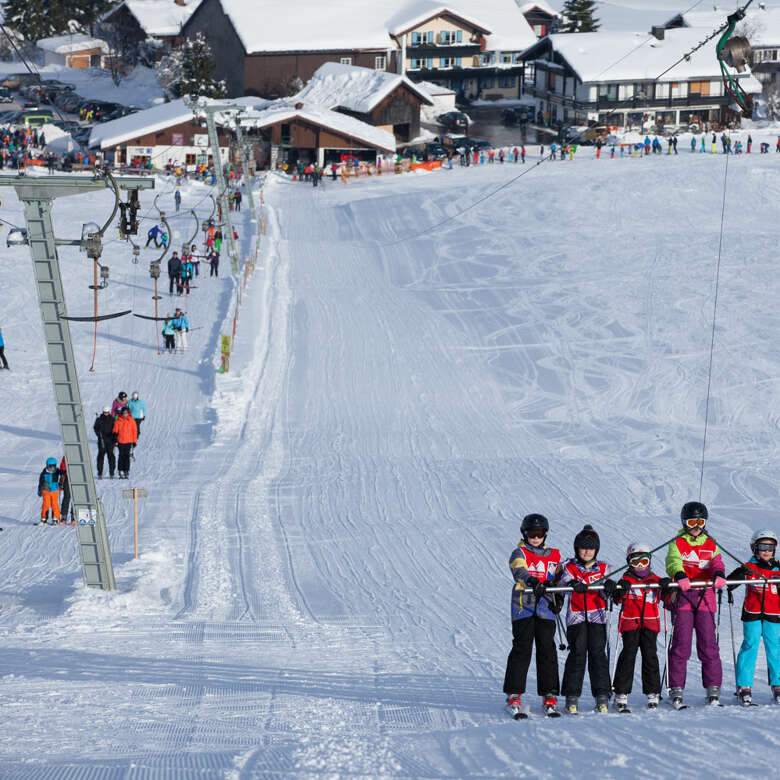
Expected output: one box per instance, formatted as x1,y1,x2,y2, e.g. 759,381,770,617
571,580,587,594
658,577,672,595
676,577,692,592
532,579,547,599
713,576,727,590
602,579,618,597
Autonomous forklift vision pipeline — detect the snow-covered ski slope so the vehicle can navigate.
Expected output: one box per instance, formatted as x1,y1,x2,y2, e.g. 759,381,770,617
2,151,780,776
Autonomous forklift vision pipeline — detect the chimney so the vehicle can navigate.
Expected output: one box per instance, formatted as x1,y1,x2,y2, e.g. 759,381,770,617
651,26,665,40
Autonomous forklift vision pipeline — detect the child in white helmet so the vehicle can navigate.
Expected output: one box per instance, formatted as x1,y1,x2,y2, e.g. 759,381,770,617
727,529,780,705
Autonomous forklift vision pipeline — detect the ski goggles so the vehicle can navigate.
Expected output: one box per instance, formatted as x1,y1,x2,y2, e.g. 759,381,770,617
628,555,651,568
684,517,706,529
755,542,776,552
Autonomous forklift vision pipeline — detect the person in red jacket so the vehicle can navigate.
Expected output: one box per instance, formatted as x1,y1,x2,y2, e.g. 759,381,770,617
112,406,138,479
611,543,672,711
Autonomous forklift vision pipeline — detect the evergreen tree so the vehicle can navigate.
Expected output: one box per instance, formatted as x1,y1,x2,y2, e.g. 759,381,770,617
156,33,227,99
559,0,601,33
2,0,68,41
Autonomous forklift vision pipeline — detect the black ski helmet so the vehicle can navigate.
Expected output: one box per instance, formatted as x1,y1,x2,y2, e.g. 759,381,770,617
680,501,708,523
574,524,600,555
521,513,549,540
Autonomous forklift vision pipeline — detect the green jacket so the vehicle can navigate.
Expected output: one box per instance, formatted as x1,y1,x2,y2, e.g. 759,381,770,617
665,530,721,578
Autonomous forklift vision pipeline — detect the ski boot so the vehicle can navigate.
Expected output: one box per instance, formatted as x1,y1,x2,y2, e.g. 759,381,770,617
614,693,630,713
595,694,610,713
505,693,525,720
542,695,561,717
737,687,756,707
646,693,660,710
772,686,780,705
670,687,686,710
706,685,723,707
565,696,578,715
97,474,103,480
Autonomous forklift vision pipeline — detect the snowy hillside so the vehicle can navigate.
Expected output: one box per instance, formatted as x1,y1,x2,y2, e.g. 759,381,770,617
1,148,780,775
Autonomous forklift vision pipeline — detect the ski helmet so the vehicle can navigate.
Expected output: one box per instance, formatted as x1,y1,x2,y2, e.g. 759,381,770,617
521,513,549,540
118,391,127,400
626,541,652,562
681,501,708,523
102,406,111,413
45,457,57,467
574,524,600,555
131,392,139,400
750,529,778,554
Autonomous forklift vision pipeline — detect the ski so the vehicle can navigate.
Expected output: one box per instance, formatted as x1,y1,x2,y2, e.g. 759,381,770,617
615,704,632,714
667,698,688,710
543,706,561,718
647,702,659,710
508,707,528,720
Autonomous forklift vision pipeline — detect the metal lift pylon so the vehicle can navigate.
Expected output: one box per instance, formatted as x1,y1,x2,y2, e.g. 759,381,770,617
0,173,155,590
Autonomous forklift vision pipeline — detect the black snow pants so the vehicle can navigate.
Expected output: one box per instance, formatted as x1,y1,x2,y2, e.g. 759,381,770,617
97,439,116,476
117,443,133,474
503,617,559,696
612,627,661,695
562,621,611,698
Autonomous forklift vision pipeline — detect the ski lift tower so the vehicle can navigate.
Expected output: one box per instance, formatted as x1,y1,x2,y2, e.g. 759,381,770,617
0,172,155,590
184,97,242,274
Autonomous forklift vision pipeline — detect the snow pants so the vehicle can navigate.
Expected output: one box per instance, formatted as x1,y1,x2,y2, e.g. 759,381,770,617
612,627,661,695
0,345,7,368
97,441,115,477
41,489,60,520
175,329,188,352
668,607,722,689
134,418,143,439
117,443,133,474
736,619,780,688
562,622,611,698
503,617,559,696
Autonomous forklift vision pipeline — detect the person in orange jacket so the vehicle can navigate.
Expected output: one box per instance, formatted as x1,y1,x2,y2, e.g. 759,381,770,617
112,406,138,479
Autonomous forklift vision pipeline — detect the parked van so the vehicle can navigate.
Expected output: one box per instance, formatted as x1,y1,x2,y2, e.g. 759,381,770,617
20,110,53,127
0,73,41,90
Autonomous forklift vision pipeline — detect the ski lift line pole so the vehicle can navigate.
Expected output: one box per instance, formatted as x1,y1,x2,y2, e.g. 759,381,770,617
184,98,241,275
542,579,780,594
233,120,257,222
122,487,147,559
0,173,154,591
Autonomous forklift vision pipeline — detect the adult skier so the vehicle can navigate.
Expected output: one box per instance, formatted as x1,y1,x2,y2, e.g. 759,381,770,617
611,543,672,711
146,224,163,248
503,513,562,718
168,251,182,296
37,457,62,524
128,391,146,440
112,406,137,479
111,391,129,417
93,407,116,479
0,325,8,369
665,502,726,708
172,307,189,353
727,529,780,705
555,525,615,713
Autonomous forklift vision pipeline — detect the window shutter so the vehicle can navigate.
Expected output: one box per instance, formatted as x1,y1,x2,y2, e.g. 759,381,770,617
456,57,461,67
440,31,446,44
427,57,433,69
412,32,418,45
428,31,434,43
457,30,462,43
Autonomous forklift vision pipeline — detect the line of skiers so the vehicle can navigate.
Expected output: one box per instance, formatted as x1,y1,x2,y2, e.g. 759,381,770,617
504,502,780,717
92,391,146,480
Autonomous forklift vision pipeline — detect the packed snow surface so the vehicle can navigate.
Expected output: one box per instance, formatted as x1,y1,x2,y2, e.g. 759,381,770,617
2,143,780,775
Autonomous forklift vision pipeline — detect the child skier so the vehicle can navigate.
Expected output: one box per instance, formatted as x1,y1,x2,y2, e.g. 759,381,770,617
555,525,616,713
727,529,780,705
611,542,672,711
503,513,563,718
665,501,727,708
37,457,62,524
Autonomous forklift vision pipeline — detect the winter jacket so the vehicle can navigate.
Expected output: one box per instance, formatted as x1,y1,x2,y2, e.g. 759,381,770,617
167,256,181,277
147,225,161,239
172,313,189,331
555,558,611,626
111,398,128,417
665,531,724,613
509,541,562,621
94,412,115,445
127,399,146,420
38,465,62,495
112,415,138,445
0,328,4,347
180,261,193,280
728,557,780,623
162,319,175,337
615,569,667,634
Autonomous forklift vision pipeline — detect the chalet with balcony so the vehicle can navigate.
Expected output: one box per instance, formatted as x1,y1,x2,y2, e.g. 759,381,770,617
519,1,561,39
520,27,762,130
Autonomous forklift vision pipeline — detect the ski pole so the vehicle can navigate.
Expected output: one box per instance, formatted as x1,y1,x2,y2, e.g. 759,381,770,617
661,607,671,695
609,605,621,688
728,590,739,694
555,611,568,650
716,589,723,645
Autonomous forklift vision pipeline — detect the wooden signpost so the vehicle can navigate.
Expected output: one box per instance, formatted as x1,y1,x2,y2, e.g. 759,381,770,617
122,487,148,559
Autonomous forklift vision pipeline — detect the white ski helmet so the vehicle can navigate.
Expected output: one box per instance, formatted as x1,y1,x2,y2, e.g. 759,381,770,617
626,542,652,562
750,529,778,553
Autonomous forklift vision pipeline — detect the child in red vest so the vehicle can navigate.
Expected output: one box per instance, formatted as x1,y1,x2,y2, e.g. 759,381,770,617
611,543,672,711
727,529,780,705
665,501,727,708
555,525,617,714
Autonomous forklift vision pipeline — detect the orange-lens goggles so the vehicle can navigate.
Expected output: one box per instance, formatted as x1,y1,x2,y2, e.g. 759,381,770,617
684,517,706,529
629,556,650,567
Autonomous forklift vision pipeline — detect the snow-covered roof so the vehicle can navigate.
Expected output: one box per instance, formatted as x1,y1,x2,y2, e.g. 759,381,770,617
213,0,536,55
294,62,432,114
107,0,203,37
37,34,109,55
89,97,240,149
241,102,396,152
415,79,456,96
386,2,490,35
538,27,763,85
518,1,559,18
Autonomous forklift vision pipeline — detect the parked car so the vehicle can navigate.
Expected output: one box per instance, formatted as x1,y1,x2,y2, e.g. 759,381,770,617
0,73,40,90
437,110,469,131
19,110,54,127
40,79,75,90
0,87,12,103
